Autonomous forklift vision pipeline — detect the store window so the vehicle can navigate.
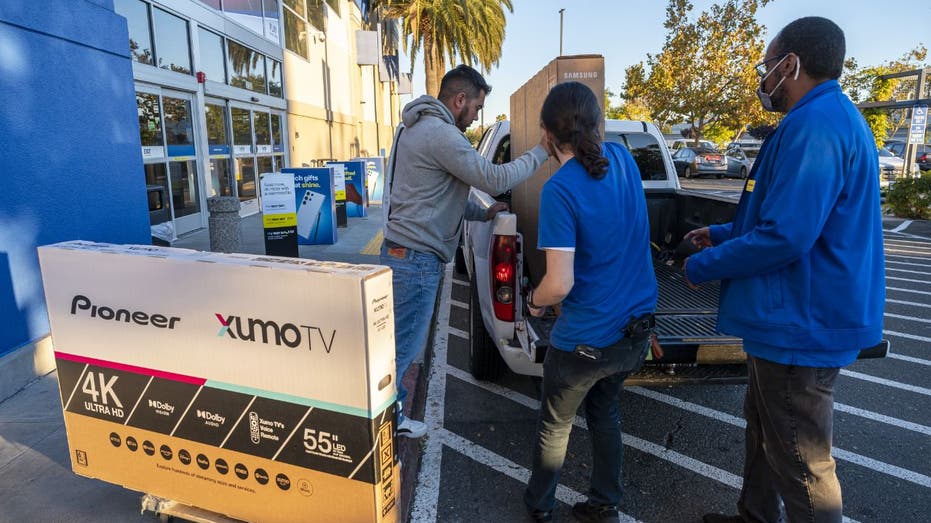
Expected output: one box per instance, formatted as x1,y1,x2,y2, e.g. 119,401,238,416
201,0,222,9
254,112,271,153
307,0,325,31
324,0,339,17
263,0,281,44
152,7,192,74
228,40,266,94
224,0,280,43
206,103,234,197
268,59,282,97
115,0,154,65
283,0,308,59
137,93,164,158
198,28,227,84
271,113,285,171
162,97,199,217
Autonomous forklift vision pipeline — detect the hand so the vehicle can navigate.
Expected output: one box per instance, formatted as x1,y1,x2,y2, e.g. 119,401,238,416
684,227,712,249
527,289,546,318
682,257,699,290
485,201,509,221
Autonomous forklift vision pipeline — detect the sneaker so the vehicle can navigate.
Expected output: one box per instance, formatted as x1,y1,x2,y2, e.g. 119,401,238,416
702,515,744,523
571,501,619,523
397,417,427,438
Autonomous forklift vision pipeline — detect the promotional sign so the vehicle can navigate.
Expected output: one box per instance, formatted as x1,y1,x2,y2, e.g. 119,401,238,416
327,161,368,217
260,172,298,257
331,163,348,228
282,168,337,245
354,157,386,204
38,241,399,523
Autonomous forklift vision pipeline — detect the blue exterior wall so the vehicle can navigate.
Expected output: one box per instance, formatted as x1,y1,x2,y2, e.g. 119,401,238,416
0,0,150,357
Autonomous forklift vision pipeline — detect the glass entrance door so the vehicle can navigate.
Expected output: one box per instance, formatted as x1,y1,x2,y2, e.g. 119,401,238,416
162,91,202,235
135,86,204,237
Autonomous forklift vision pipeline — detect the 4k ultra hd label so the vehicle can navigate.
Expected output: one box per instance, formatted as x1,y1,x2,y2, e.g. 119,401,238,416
54,352,393,485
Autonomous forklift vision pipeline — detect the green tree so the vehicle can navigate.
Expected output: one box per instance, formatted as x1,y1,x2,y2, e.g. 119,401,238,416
841,45,928,147
368,0,513,97
623,0,775,145
495,113,506,122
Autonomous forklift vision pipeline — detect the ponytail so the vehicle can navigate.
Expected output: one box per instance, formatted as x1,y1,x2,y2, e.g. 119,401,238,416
540,82,608,178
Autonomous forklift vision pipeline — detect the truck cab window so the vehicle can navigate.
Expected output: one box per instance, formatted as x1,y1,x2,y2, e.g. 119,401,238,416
607,131,667,181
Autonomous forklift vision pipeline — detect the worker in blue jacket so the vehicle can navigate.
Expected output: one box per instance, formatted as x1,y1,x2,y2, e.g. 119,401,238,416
685,17,885,523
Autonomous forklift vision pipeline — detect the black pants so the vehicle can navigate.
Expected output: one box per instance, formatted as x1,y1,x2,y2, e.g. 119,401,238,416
739,356,842,523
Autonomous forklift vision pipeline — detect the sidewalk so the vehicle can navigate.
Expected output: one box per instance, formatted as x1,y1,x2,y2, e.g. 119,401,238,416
0,206,428,523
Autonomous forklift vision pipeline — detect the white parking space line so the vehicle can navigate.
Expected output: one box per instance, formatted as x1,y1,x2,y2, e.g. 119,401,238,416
885,312,931,324
884,329,931,343
886,298,931,308
412,265,455,523
883,237,931,247
834,402,931,436
449,299,469,310
885,249,931,257
891,220,914,233
446,366,744,490
886,276,931,285
447,368,870,521
887,267,931,276
840,370,931,397
885,260,931,268
886,352,931,367
452,278,469,287
886,286,931,297
628,385,931,490
441,429,640,523
448,326,469,340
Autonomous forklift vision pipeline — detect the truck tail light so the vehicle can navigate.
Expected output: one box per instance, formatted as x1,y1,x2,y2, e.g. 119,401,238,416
491,234,517,322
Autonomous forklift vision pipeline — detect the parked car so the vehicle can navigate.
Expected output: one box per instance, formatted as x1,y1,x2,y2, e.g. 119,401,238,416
878,147,919,188
668,138,716,151
885,140,931,172
672,146,728,178
724,146,752,178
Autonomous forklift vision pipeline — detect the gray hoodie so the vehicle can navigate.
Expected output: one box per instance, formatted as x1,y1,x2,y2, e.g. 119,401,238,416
383,95,547,262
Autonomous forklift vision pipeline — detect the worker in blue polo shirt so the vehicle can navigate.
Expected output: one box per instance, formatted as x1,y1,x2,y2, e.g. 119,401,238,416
522,81,658,523
685,17,885,523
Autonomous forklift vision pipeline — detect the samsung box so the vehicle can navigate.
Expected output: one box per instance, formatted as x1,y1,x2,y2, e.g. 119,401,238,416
509,55,605,285
38,242,399,523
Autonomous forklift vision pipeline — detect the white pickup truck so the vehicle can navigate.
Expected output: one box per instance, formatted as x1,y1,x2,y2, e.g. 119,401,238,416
460,119,747,385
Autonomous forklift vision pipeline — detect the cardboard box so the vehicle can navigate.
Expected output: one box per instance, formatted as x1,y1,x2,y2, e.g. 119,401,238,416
509,55,605,285
38,242,398,523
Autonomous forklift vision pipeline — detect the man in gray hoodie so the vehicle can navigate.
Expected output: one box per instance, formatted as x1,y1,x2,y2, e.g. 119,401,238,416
381,65,548,438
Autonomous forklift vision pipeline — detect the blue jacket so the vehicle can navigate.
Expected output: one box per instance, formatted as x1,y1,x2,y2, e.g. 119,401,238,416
686,81,885,366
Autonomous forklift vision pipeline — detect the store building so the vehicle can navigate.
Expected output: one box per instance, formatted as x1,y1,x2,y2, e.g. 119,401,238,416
115,0,403,236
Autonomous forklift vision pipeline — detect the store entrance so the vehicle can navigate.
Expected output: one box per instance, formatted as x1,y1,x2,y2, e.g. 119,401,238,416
137,87,204,236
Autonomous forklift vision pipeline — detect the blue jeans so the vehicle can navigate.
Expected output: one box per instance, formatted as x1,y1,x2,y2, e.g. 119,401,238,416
524,336,650,512
379,243,444,409
738,356,842,523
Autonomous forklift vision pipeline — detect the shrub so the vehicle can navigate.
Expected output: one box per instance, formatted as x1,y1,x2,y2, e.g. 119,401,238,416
885,174,931,220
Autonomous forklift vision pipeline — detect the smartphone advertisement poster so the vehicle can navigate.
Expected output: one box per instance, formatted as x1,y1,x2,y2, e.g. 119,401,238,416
332,163,348,228
282,167,337,245
327,161,368,217
354,157,386,204
259,172,299,257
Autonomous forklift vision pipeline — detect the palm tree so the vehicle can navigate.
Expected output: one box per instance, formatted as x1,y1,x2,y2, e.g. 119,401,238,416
367,0,513,97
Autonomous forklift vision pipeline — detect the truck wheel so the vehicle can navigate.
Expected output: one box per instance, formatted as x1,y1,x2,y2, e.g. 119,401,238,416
469,277,505,380
684,166,693,179
454,245,467,275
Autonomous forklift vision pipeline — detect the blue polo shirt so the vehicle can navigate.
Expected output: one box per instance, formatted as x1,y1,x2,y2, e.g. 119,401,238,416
538,142,658,351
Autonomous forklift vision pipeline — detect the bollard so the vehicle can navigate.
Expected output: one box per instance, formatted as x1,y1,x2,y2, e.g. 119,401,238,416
207,196,241,253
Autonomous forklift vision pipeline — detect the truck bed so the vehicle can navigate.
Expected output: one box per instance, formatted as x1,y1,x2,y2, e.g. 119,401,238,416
527,257,745,379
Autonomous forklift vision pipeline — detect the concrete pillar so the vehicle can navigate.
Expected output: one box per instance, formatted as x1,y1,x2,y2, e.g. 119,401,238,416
207,196,241,253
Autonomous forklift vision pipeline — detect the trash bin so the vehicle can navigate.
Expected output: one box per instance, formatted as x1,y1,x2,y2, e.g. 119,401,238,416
207,196,241,253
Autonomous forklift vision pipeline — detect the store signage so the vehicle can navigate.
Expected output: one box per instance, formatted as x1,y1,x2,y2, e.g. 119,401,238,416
354,157,386,204
331,163,348,228
142,146,165,160
327,161,368,218
260,172,298,257
909,105,927,145
282,168,338,245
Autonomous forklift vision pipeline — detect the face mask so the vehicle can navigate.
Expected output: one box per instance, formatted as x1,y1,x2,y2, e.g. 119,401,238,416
756,54,799,112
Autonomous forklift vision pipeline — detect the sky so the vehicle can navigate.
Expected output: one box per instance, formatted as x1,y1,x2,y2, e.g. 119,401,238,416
396,0,930,126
